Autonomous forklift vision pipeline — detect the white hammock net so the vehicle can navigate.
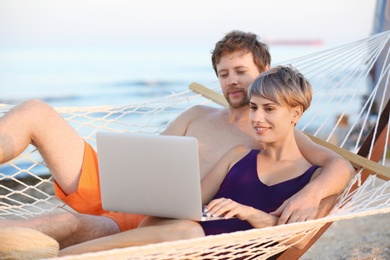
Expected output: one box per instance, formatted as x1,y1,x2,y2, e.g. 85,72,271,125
1,31,390,259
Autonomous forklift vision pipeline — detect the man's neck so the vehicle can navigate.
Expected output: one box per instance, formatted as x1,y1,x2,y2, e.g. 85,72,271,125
227,105,250,124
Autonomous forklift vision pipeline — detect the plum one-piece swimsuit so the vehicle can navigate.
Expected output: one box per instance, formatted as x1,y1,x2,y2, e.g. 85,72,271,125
198,149,319,236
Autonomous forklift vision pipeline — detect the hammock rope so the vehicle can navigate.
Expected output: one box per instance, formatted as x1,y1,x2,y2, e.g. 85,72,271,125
1,31,390,259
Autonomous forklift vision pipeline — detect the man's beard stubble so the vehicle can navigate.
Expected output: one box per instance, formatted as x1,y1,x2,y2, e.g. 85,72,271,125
224,89,250,109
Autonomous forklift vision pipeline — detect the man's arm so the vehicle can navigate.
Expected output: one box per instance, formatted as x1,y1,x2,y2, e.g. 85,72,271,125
161,106,202,136
271,129,354,224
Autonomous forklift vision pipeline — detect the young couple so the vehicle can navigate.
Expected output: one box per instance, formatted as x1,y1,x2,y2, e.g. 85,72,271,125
0,30,353,256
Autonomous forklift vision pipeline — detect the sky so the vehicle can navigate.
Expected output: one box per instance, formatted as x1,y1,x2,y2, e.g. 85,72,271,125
0,0,379,48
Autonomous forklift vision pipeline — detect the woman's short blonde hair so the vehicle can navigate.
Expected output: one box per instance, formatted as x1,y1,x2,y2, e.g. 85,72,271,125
248,65,312,112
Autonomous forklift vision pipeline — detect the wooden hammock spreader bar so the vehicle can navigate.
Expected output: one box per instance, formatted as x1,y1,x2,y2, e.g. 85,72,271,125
306,134,390,180
189,82,228,107
189,82,390,179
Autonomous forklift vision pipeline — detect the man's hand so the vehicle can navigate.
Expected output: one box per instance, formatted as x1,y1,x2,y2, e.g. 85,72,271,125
270,190,321,225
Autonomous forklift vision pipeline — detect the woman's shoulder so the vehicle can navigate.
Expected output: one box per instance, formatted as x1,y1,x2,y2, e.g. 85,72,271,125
223,146,261,173
228,145,252,155
224,145,254,165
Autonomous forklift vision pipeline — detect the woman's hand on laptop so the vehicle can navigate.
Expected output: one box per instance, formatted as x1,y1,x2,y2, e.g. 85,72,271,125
204,198,252,220
204,198,278,228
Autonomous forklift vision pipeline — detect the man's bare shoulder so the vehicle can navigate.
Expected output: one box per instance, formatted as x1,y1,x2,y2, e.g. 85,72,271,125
162,105,225,136
186,105,225,117
180,105,227,124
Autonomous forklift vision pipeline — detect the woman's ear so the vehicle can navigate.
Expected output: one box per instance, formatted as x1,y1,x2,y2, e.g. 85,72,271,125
292,106,303,124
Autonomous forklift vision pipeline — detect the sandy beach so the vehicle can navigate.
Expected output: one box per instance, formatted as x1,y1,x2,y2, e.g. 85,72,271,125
302,212,390,260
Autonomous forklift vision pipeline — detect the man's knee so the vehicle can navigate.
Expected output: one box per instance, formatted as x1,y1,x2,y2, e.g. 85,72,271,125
34,212,120,249
77,213,120,235
13,99,59,127
20,99,55,117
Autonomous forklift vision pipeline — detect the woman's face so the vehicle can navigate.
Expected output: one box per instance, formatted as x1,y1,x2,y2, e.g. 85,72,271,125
249,95,300,144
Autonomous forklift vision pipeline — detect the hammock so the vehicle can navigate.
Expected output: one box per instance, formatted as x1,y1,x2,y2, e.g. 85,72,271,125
1,31,390,259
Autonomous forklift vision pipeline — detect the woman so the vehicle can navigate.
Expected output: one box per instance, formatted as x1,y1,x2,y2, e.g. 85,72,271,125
60,65,332,256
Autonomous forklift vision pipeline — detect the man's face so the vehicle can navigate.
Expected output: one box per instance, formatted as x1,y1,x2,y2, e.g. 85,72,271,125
216,50,261,109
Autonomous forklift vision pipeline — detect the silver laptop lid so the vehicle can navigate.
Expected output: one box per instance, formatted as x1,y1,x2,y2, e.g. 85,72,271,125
96,131,204,220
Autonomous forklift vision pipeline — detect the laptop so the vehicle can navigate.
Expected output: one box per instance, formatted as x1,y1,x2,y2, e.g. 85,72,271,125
96,131,221,221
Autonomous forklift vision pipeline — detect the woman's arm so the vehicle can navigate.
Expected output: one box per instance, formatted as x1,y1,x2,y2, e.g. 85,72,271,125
201,146,249,204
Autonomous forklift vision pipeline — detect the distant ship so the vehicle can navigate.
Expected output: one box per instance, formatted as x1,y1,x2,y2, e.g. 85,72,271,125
264,38,324,46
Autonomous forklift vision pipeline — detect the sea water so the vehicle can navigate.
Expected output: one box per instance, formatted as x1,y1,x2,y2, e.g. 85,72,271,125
0,45,324,107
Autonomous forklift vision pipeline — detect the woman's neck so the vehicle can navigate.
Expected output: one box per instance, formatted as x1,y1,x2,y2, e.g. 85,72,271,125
261,134,302,162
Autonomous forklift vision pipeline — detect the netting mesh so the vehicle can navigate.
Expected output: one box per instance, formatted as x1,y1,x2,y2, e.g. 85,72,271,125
1,31,390,259
0,89,222,219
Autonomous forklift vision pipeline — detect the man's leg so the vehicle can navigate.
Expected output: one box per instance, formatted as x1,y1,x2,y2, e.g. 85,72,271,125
0,99,84,194
0,212,120,249
0,100,121,247
59,217,205,256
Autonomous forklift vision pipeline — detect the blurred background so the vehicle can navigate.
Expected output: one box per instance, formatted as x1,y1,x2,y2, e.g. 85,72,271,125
0,0,378,107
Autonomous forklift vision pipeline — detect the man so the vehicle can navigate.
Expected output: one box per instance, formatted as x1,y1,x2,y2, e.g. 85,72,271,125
0,30,353,250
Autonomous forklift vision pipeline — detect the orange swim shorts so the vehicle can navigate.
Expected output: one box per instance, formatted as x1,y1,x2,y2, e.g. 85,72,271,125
54,141,145,231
